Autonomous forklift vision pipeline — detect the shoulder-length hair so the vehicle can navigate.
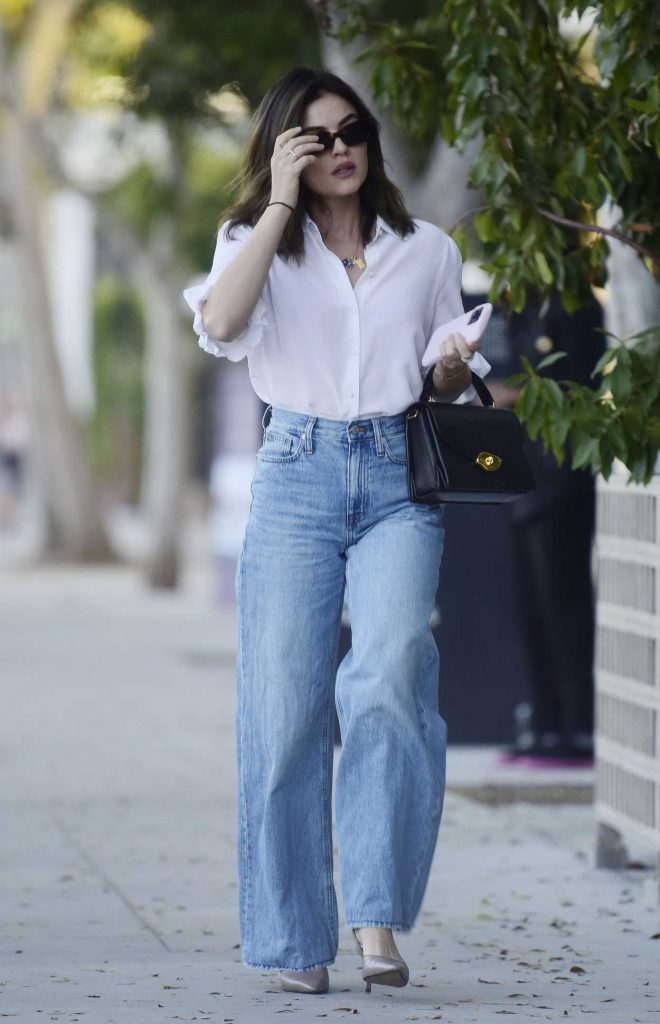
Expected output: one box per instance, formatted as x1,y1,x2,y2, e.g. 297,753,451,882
219,66,416,261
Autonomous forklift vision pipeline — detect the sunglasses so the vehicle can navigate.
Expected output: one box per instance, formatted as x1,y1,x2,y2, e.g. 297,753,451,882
306,116,374,153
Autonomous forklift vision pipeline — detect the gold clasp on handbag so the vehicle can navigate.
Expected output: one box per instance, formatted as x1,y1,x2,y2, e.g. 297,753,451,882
476,451,502,472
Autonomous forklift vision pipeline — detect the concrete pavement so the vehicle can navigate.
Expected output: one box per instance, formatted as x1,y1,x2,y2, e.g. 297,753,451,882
1,558,659,1023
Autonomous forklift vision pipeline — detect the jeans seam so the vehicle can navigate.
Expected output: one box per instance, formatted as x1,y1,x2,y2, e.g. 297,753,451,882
236,550,252,954
410,775,443,921
410,765,436,917
382,432,408,465
321,694,336,939
409,644,444,919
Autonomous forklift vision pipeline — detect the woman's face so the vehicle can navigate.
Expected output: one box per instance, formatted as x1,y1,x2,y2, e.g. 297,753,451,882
299,92,369,199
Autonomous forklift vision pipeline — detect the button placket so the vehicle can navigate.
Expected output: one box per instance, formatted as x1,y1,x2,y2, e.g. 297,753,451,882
307,215,382,419
344,266,362,418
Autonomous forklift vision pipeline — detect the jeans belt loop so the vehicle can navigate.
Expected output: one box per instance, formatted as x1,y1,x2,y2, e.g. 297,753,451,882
303,414,316,453
372,416,385,457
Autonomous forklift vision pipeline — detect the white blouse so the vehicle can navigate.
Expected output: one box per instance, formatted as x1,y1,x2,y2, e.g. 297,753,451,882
183,210,491,421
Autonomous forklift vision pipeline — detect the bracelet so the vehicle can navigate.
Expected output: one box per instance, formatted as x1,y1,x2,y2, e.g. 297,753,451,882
267,201,295,212
434,363,471,383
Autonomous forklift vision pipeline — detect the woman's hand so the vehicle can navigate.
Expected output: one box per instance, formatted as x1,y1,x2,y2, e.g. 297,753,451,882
270,127,325,210
431,331,481,398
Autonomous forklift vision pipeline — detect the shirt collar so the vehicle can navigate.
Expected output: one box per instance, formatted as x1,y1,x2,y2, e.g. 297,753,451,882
302,210,396,241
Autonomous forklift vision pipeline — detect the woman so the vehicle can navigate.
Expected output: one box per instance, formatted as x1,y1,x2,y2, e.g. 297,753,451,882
183,67,490,995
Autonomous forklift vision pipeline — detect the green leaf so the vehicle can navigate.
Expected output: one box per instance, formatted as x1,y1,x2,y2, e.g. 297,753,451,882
543,378,565,408
519,377,544,438
534,250,553,285
510,281,527,312
536,351,568,370
571,435,600,470
613,141,633,183
549,408,572,447
608,361,633,404
591,348,618,377
474,209,496,242
570,146,586,176
626,324,660,343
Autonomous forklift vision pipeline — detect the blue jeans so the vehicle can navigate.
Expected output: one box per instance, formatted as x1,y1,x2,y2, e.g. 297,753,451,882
235,404,448,971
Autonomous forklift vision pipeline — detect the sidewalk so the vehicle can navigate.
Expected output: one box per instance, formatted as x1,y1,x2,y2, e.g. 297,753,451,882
1,559,659,1023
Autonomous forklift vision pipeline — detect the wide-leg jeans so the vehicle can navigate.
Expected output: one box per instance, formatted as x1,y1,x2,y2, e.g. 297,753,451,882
234,404,448,971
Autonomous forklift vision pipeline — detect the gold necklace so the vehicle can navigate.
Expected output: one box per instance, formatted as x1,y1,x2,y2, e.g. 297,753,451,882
320,226,366,270
340,254,367,269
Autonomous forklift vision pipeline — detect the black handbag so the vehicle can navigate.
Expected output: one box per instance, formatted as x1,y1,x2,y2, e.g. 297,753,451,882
405,365,536,505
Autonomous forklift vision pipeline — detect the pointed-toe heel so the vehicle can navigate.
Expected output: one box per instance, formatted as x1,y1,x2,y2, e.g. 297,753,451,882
351,928,409,993
278,966,329,993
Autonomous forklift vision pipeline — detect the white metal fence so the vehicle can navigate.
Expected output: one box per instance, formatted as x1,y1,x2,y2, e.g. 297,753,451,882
595,471,660,877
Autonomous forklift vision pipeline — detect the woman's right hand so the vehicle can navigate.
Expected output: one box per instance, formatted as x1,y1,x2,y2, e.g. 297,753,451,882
269,127,324,209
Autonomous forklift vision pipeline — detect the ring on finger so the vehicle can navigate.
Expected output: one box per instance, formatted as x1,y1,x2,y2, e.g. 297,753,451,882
285,146,296,156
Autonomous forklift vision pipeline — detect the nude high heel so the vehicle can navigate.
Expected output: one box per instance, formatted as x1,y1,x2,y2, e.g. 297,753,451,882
352,928,409,993
278,966,329,993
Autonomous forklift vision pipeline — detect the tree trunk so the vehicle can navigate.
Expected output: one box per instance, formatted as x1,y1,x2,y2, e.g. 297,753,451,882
604,239,660,345
3,105,113,562
138,219,195,589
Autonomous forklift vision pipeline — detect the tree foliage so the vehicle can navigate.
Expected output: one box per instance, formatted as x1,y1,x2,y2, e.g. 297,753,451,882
77,0,323,117
328,0,659,308
66,0,323,270
509,331,660,484
326,0,660,480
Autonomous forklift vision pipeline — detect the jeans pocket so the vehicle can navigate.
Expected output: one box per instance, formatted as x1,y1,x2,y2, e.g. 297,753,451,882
257,427,305,463
382,429,408,465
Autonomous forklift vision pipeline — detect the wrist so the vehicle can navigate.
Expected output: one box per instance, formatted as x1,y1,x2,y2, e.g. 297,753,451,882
433,361,471,383
432,361,472,397
267,198,295,213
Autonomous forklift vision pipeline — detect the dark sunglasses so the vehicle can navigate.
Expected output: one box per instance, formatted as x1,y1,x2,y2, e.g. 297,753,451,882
307,116,374,153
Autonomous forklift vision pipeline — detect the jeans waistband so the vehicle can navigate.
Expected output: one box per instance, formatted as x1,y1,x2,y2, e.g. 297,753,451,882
263,404,407,439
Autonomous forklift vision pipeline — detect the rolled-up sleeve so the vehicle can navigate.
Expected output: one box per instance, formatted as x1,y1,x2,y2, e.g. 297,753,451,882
182,222,271,362
430,236,491,404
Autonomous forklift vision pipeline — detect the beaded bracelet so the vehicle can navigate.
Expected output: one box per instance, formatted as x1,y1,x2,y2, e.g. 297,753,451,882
266,201,294,212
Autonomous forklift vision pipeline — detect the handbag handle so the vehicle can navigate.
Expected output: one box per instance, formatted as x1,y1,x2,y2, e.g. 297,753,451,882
420,365,496,407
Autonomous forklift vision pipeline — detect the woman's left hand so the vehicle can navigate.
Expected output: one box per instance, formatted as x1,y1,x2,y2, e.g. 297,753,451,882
432,332,480,395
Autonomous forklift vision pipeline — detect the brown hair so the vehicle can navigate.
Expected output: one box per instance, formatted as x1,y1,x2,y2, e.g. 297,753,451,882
219,66,416,262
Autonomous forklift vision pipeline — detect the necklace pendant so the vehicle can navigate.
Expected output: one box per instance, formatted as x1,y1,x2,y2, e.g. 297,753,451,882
341,255,366,270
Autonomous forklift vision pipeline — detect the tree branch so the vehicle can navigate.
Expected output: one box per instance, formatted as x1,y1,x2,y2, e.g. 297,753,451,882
448,202,659,269
447,205,490,234
535,205,659,266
